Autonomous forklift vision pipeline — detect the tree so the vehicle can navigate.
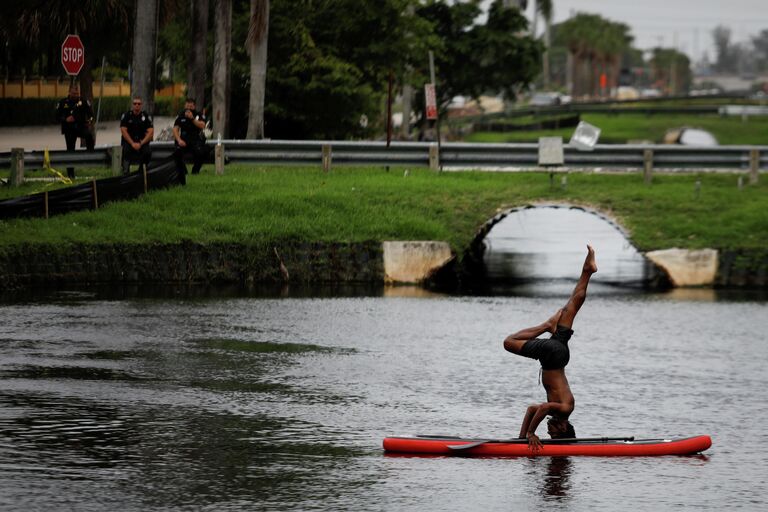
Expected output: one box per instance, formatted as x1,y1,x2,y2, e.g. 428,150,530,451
712,25,734,73
555,13,632,97
212,0,232,137
246,0,269,138
752,29,768,72
13,0,131,101
535,0,553,88
188,0,209,106
650,48,691,94
132,0,159,113
417,0,541,107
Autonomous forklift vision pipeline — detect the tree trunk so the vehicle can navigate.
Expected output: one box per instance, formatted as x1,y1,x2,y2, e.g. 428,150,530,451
78,35,95,103
131,0,158,113
542,19,551,89
212,0,232,138
188,0,209,107
400,82,412,138
247,0,269,139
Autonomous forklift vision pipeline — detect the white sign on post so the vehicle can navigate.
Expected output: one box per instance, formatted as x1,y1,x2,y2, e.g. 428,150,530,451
424,83,438,120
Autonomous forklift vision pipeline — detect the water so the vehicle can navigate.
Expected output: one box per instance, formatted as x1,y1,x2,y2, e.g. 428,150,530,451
0,285,766,511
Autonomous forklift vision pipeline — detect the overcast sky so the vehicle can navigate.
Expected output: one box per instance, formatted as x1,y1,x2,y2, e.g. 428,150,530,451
489,0,768,63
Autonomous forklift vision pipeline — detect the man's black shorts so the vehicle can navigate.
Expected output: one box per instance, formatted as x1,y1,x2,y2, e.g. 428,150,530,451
519,325,574,370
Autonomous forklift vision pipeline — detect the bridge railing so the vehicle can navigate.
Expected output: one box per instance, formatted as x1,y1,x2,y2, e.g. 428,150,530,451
2,140,766,179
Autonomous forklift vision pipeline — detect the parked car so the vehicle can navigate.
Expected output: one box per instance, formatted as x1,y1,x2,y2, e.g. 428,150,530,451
530,92,563,106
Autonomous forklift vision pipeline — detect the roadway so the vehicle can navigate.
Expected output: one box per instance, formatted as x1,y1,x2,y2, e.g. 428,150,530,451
0,117,175,152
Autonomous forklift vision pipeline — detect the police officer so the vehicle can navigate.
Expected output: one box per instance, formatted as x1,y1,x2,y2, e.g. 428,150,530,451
119,96,154,175
55,84,95,179
173,97,208,184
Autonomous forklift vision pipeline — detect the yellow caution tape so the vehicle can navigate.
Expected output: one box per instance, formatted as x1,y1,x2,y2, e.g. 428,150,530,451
43,148,72,185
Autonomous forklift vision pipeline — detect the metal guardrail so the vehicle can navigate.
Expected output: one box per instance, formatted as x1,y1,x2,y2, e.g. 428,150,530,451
2,140,767,174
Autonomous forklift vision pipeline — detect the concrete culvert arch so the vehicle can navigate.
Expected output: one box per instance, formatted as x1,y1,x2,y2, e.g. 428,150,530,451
464,203,669,290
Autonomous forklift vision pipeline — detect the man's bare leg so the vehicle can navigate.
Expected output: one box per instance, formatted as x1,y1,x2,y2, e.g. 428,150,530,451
503,309,562,354
557,245,597,329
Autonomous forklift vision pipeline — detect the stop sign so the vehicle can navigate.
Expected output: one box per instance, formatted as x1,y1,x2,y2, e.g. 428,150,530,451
61,35,85,76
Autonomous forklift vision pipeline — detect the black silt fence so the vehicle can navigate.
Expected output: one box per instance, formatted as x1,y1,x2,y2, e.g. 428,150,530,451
0,157,181,220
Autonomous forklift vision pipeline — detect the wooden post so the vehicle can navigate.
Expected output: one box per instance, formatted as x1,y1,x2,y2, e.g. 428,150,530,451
43,191,49,219
428,144,439,171
215,142,224,175
643,148,653,184
143,167,148,193
322,144,332,173
749,148,760,185
111,145,123,176
92,179,99,209
10,148,24,187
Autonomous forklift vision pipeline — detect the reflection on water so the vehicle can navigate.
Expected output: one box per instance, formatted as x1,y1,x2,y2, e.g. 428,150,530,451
484,207,655,287
541,457,573,500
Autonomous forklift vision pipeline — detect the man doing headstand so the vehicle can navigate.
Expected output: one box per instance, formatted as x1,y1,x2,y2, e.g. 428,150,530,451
503,245,597,451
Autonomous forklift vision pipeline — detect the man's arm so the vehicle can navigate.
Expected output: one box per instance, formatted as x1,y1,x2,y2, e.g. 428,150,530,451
120,126,134,146
173,125,186,147
141,127,154,145
55,100,65,123
522,401,571,450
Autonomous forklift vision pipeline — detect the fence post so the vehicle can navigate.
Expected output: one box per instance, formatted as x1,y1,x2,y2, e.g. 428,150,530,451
749,148,760,185
643,148,654,185
10,148,24,187
111,145,122,176
142,168,148,194
429,144,439,171
215,142,225,175
92,179,99,209
322,144,332,173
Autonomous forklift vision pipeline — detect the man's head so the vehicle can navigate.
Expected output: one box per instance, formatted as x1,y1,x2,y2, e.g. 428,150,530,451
547,416,576,439
68,85,80,100
131,97,143,115
184,98,196,111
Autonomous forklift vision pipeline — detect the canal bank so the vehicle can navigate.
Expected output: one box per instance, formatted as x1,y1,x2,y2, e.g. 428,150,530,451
1,167,766,290
0,241,766,291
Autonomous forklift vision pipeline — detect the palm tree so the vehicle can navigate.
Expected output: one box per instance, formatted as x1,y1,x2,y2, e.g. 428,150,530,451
188,0,209,107
16,0,130,102
246,0,269,139
132,0,158,113
212,0,232,138
556,13,630,98
535,0,553,88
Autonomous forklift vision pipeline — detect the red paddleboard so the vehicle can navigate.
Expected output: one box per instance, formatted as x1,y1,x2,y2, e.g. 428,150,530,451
383,435,712,457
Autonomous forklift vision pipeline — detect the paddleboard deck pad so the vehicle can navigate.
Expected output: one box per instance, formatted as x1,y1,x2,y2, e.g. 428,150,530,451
383,435,712,457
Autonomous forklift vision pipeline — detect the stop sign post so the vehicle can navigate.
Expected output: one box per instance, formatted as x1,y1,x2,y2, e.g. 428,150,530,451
61,35,85,76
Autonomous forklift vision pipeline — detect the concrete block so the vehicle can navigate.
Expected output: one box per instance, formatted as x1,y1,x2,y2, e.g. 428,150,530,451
645,248,718,287
382,241,453,284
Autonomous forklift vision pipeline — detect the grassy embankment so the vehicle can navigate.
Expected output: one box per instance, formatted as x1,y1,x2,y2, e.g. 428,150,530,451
465,113,768,144
1,165,766,254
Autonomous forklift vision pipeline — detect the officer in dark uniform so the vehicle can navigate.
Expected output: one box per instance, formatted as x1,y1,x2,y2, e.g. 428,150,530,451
55,84,95,179
173,97,208,184
119,97,154,175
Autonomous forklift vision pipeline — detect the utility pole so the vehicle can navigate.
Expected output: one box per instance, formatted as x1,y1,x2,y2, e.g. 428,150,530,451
428,50,442,170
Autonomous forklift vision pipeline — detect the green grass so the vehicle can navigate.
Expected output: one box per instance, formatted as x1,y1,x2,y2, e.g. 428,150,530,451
0,164,766,253
466,113,768,144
